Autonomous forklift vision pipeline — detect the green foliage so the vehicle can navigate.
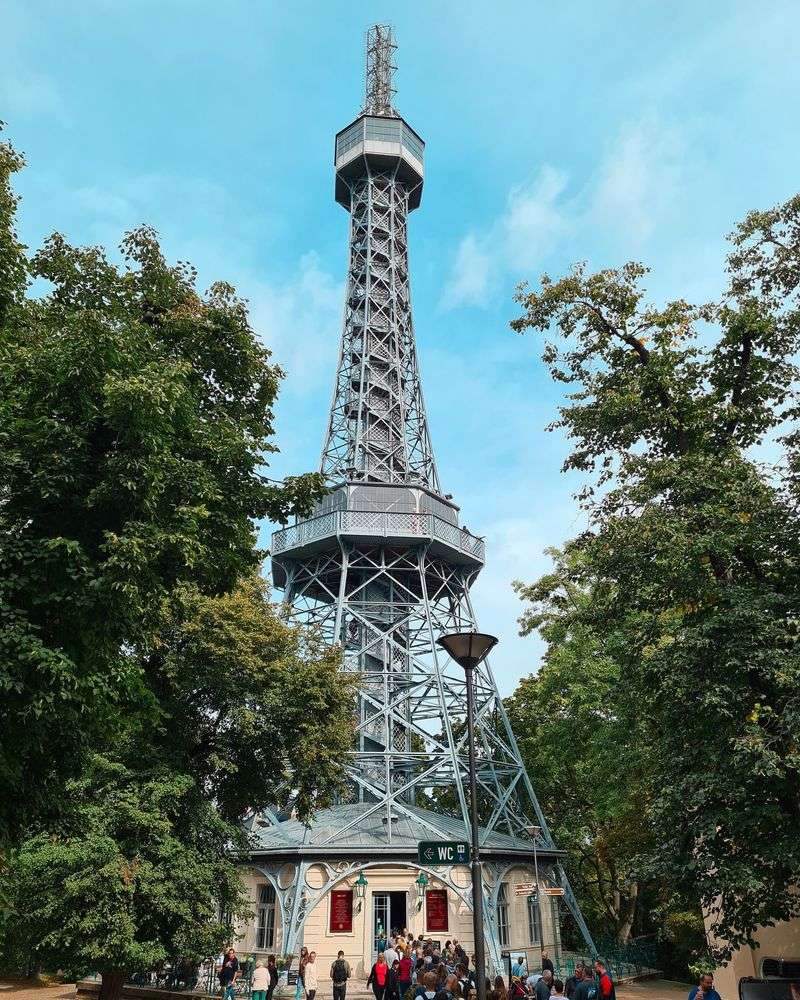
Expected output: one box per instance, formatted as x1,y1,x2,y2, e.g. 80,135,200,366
1,754,248,979
0,137,326,841
658,910,709,981
1,576,356,982
0,136,354,986
511,193,800,960
142,573,357,824
507,547,653,945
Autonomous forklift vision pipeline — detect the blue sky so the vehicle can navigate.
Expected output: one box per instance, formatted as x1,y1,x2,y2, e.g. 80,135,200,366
4,0,800,693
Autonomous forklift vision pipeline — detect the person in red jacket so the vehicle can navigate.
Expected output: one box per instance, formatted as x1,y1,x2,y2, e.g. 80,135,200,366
368,953,390,1000
594,961,616,1000
397,950,414,1000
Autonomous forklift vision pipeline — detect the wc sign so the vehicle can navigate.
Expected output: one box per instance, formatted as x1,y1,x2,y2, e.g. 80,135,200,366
417,841,471,865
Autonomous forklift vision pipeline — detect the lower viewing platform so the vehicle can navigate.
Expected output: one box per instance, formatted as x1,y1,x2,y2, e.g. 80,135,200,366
271,508,485,565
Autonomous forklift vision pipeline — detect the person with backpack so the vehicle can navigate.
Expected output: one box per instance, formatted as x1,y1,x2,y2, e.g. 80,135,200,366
574,966,597,1000
593,962,615,1000
455,965,471,997
565,965,584,1000
330,951,352,1000
389,960,404,1000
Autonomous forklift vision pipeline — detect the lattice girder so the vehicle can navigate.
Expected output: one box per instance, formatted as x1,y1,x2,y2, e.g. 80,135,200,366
321,166,438,490
263,34,597,961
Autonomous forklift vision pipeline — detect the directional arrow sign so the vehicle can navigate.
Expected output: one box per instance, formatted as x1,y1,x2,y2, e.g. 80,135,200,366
417,841,471,865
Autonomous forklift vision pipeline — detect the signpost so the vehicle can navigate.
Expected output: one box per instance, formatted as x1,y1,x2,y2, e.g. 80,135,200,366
543,886,565,897
417,841,471,865
514,882,537,896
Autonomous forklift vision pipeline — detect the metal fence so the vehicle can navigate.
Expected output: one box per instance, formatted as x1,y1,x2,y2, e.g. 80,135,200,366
500,936,659,985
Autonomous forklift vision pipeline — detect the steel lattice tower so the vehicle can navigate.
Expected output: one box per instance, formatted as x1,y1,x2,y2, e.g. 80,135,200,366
258,25,595,968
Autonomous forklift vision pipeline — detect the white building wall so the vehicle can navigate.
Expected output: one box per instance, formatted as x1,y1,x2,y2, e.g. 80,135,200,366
237,863,561,981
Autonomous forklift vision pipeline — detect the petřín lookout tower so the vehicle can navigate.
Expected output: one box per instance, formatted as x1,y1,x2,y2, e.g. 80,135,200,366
243,26,595,974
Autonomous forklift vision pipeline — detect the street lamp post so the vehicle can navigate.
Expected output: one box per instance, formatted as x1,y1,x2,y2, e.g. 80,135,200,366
437,631,498,1000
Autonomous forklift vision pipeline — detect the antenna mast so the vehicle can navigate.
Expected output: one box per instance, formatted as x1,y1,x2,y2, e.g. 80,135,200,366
364,24,397,116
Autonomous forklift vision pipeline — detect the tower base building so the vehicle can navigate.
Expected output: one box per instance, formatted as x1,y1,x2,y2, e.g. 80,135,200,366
241,26,595,977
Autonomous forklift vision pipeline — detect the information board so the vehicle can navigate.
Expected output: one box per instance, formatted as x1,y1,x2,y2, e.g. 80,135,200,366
426,888,449,932
329,889,353,933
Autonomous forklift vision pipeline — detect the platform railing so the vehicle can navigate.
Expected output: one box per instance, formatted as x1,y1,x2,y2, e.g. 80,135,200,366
271,509,485,562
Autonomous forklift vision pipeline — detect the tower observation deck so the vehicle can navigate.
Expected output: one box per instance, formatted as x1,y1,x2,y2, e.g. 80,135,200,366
249,25,595,973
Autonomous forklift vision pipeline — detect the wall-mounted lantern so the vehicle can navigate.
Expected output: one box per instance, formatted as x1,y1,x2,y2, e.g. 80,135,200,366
415,870,429,910
354,871,368,912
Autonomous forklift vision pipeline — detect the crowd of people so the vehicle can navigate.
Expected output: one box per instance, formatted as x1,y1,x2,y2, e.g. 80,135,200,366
364,930,480,1000
508,958,616,1000
221,941,729,1000
283,931,620,1000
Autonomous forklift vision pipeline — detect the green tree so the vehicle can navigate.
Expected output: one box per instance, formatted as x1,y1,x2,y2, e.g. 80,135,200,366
511,194,800,959
507,547,651,945
4,754,249,999
1,579,356,997
142,573,356,824
0,137,325,840
0,135,357,993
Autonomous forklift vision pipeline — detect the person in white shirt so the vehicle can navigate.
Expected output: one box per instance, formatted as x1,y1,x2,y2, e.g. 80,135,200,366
384,943,399,968
252,962,270,1000
526,973,542,995
304,952,319,1000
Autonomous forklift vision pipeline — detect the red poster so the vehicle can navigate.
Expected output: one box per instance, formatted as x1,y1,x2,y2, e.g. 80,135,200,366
330,890,354,933
426,889,448,932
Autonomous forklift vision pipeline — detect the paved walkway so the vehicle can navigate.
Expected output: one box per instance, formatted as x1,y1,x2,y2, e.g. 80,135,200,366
618,980,692,1000
0,979,693,1000
0,984,75,1000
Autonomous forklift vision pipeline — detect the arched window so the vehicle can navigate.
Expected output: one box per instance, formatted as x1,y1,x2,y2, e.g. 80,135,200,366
496,884,509,947
527,894,541,945
256,884,276,950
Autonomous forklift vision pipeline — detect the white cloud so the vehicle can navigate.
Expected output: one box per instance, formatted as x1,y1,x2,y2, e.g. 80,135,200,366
439,232,493,310
72,186,134,221
504,165,570,271
248,251,343,392
591,116,689,245
470,516,553,695
52,171,343,395
440,165,569,310
441,114,696,311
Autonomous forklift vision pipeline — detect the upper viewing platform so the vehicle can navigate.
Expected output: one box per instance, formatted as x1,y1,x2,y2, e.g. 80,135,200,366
334,114,425,210
334,24,425,211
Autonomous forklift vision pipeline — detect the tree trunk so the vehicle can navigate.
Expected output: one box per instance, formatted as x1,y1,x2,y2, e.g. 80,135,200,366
99,971,127,1000
616,882,639,944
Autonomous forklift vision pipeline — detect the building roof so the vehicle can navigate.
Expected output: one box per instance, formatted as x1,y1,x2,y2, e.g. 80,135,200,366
248,802,559,859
